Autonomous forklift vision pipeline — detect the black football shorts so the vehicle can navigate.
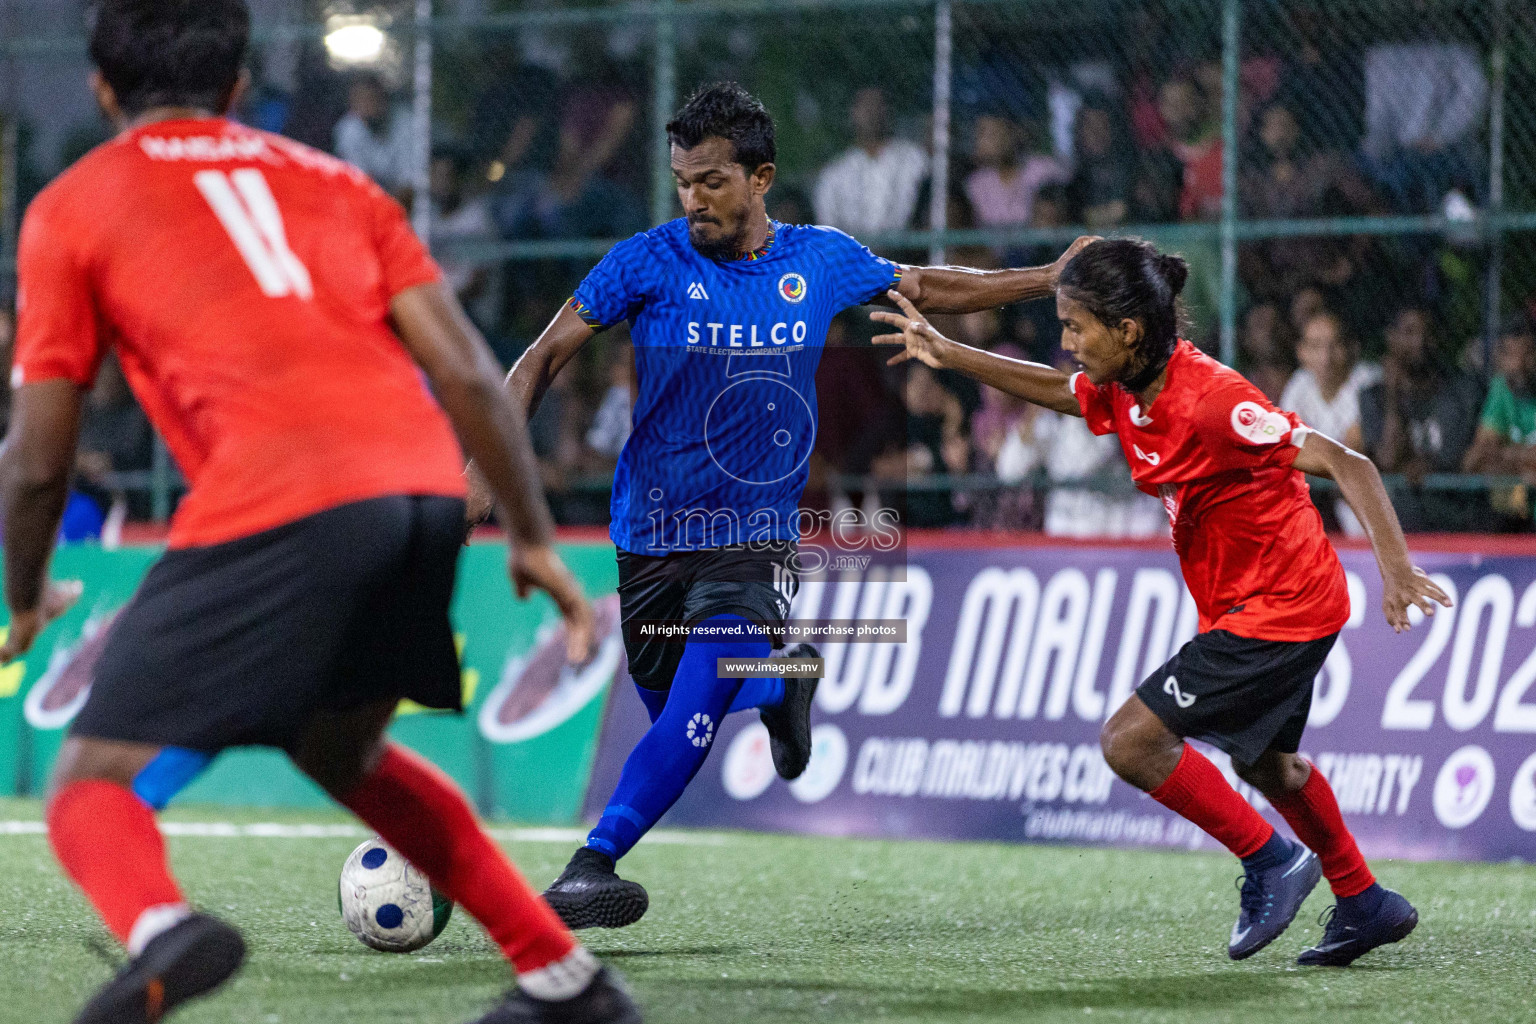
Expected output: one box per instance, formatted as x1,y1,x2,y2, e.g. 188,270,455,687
616,540,799,691
1135,629,1339,767
72,495,465,753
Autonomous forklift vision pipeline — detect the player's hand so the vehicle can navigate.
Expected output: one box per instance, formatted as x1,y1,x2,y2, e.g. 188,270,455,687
1049,235,1100,286
871,290,955,368
0,579,84,663
508,543,596,664
1382,566,1453,633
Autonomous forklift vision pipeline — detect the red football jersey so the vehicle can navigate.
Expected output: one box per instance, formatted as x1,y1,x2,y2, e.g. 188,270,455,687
1072,339,1349,642
15,118,466,548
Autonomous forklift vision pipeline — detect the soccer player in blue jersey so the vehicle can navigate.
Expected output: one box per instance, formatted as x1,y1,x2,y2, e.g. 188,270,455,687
495,83,1090,929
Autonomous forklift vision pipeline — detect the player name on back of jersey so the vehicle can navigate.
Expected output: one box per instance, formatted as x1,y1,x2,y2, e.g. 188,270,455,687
136,125,359,183
138,133,269,162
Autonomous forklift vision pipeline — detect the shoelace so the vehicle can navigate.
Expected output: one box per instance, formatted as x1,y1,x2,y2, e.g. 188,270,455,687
1315,903,1354,943
1235,872,1267,916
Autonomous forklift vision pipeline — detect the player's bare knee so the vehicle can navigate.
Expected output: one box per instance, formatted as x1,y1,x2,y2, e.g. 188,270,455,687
45,736,158,804
1277,753,1313,793
1098,719,1129,773
1233,751,1308,798
1100,699,1165,775
1099,717,1152,781
1230,757,1272,793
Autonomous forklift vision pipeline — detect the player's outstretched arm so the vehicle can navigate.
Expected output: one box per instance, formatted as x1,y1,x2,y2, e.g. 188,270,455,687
1292,430,1453,633
871,290,1081,416
887,235,1098,315
391,282,594,661
0,380,85,662
508,304,597,421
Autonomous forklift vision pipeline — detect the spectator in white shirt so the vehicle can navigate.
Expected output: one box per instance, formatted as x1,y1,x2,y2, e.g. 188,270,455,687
1361,41,1487,213
1038,410,1167,539
1363,43,1486,162
1280,310,1381,450
333,73,415,195
975,349,1163,537
1280,310,1381,536
813,87,928,235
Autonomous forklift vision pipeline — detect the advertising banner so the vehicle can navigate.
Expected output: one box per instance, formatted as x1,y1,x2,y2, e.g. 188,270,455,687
1,540,618,822
585,543,1536,862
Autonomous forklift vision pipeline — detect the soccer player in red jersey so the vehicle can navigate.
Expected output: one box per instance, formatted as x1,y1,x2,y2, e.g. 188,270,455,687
0,3,637,1022
871,238,1452,966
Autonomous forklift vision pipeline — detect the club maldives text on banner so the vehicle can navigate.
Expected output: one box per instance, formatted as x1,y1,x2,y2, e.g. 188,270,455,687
585,540,1536,863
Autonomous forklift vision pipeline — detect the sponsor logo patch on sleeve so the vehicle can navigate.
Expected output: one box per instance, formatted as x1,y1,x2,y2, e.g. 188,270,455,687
1230,401,1290,445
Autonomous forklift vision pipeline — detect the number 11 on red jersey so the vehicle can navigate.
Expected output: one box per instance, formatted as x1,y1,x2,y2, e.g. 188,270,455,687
194,168,314,300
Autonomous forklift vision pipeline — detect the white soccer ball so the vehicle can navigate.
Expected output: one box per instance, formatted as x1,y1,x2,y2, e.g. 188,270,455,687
338,837,454,952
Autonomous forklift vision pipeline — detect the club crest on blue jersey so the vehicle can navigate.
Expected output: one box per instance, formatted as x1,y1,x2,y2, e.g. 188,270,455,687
778,273,807,304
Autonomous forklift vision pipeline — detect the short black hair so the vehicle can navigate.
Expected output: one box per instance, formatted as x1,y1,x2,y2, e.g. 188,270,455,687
1058,237,1189,384
665,82,776,171
90,0,250,116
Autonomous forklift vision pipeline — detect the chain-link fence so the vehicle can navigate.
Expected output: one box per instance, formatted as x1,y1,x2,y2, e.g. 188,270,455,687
2,0,1536,534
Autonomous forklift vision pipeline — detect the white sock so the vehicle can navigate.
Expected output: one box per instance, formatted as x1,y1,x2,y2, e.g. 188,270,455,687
127,902,192,957
518,946,600,1001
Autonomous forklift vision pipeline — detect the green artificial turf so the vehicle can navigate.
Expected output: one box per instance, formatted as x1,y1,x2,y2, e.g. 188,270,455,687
1,798,1532,1024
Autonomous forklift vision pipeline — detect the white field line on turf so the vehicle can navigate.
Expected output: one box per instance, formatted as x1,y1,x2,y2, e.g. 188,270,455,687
0,819,729,845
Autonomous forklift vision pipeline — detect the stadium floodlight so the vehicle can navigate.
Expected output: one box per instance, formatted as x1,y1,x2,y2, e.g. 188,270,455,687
324,19,387,65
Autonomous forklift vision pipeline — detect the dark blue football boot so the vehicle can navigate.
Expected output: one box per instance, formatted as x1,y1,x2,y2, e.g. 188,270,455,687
1228,838,1322,960
1297,886,1418,967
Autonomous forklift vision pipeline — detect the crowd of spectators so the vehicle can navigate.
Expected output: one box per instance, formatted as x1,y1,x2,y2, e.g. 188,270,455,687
7,9,1536,536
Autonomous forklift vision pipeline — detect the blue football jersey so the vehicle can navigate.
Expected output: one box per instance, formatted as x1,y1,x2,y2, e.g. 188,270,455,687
571,218,899,554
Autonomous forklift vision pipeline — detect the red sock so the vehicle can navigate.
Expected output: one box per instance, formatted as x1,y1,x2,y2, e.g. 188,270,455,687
1271,764,1375,897
1149,744,1274,858
48,780,185,946
340,744,576,973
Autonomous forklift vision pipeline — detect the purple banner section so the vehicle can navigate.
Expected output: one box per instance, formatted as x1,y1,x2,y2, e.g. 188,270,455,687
584,544,1536,862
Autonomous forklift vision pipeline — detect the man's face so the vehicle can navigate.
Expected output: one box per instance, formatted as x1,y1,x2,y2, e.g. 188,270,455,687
1260,106,1299,157
850,88,889,141
1296,315,1349,384
673,137,772,260
350,81,386,127
1157,80,1202,141
972,116,1014,167
1057,292,1137,386
1496,332,1536,390
1386,309,1429,365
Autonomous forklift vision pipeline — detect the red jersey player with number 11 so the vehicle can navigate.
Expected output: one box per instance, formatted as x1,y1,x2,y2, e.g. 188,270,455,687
1,2,640,1023
871,238,1452,967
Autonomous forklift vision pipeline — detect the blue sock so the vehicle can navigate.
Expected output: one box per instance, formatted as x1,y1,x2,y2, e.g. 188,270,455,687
635,667,783,726
587,615,766,860
1241,831,1293,873
728,676,785,713
131,746,215,811
634,683,669,724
